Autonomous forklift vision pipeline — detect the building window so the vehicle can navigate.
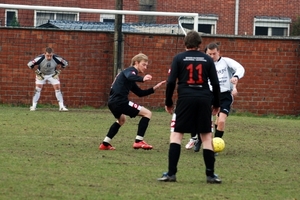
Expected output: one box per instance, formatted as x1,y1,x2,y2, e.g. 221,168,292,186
179,14,219,34
254,16,291,36
35,11,78,26
100,14,125,23
5,10,18,27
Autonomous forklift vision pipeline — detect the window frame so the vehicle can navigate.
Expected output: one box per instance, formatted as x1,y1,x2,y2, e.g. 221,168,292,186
253,16,291,36
5,9,18,27
179,14,219,34
34,10,79,27
100,14,125,23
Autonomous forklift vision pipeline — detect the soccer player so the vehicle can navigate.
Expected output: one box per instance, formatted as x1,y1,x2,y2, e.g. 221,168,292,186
206,42,245,141
99,53,166,150
157,31,222,183
27,47,68,111
186,43,245,153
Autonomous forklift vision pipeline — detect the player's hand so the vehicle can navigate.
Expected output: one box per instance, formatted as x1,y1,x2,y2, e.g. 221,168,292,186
153,80,166,90
231,84,238,97
232,88,238,97
143,74,152,81
231,77,238,84
52,70,61,79
165,105,174,115
35,69,44,80
212,106,220,116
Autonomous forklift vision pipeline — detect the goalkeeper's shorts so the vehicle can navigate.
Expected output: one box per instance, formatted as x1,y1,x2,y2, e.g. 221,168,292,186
35,74,60,85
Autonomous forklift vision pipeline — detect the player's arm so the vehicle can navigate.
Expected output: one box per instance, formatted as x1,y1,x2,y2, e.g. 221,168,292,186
225,57,245,81
27,55,45,80
52,54,68,79
53,54,68,69
131,83,154,97
27,55,44,70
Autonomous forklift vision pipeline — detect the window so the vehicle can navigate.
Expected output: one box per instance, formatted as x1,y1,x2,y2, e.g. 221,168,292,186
35,11,78,26
5,10,18,27
100,14,125,23
254,16,291,36
179,14,219,34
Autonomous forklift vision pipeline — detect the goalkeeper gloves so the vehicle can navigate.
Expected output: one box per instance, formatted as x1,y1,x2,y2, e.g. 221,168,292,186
52,70,61,79
35,69,44,80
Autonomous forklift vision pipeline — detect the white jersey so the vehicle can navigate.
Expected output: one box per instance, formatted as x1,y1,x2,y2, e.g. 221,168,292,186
214,57,245,93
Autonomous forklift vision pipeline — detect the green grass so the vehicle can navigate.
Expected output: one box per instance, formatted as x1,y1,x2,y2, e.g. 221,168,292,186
0,106,299,200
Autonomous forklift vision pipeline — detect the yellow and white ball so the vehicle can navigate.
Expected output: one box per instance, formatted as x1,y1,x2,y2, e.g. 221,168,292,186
213,137,225,153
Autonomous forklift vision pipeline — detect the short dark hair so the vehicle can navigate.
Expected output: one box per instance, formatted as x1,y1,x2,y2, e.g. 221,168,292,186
45,47,53,54
206,43,220,51
184,30,202,49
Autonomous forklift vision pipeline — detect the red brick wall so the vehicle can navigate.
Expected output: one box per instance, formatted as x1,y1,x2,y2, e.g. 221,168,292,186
0,28,299,115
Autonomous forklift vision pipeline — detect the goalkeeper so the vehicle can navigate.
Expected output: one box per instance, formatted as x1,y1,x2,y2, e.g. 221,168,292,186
27,47,68,111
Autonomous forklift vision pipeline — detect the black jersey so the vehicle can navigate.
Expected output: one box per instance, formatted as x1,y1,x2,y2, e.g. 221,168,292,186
108,66,154,105
166,50,220,108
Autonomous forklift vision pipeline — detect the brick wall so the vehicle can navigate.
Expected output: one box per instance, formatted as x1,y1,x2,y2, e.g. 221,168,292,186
0,28,299,115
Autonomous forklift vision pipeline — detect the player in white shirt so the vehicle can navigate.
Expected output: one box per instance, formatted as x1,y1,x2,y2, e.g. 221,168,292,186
186,42,245,152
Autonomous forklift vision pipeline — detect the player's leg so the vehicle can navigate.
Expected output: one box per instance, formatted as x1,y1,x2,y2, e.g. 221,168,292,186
215,92,232,138
100,113,126,150
133,106,153,149
200,132,220,183
158,97,195,182
49,76,68,111
198,98,221,183
215,112,227,138
30,77,45,111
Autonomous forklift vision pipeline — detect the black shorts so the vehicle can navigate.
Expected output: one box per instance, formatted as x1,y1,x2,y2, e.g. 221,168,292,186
108,101,141,119
171,96,212,133
220,91,233,116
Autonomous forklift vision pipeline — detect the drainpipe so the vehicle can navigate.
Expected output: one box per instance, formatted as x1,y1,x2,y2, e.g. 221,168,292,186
235,0,239,35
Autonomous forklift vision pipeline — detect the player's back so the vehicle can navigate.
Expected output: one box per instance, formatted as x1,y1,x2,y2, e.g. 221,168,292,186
168,50,217,98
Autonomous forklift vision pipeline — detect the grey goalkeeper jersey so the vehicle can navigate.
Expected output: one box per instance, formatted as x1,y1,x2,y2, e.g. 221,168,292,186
27,54,68,75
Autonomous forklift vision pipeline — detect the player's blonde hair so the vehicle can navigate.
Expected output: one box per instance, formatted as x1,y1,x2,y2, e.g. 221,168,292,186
131,53,148,66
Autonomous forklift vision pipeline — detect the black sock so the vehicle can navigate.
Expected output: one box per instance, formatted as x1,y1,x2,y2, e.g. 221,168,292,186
135,117,150,142
215,130,224,138
203,149,215,177
168,143,181,176
191,132,197,138
106,122,121,141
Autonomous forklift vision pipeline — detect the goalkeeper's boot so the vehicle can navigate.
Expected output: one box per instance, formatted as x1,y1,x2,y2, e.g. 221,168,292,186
99,143,115,150
185,138,197,150
30,106,36,111
59,106,68,112
157,172,176,182
206,174,222,184
133,140,153,150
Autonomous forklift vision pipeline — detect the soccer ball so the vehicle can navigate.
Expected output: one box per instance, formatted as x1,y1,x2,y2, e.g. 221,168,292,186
213,137,225,153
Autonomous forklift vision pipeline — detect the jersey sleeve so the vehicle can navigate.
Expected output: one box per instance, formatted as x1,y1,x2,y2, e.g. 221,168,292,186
27,55,44,69
53,54,68,68
131,82,154,97
223,57,245,79
165,55,178,106
208,62,221,108
123,68,144,82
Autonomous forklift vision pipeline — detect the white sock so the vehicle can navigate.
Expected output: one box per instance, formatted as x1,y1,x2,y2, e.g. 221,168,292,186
103,137,112,143
55,90,64,107
32,87,42,107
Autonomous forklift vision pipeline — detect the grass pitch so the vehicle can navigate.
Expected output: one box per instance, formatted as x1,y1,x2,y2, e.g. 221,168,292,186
0,106,299,200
